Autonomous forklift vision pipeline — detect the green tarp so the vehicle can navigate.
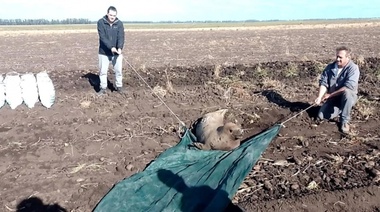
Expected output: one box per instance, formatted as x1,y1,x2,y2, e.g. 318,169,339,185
93,124,282,212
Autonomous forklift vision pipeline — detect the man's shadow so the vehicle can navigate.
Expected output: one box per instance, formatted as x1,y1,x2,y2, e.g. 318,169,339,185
81,72,116,92
261,90,319,119
16,197,67,212
157,169,244,212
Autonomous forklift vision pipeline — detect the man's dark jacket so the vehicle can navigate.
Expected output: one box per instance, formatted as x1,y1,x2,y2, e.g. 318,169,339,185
97,15,125,56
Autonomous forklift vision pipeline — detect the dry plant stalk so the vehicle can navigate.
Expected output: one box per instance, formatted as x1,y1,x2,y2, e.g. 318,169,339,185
260,78,285,90
80,100,92,109
255,65,268,78
355,55,365,66
152,85,167,98
70,163,104,174
214,64,222,79
327,154,344,164
164,68,175,94
284,62,298,78
356,98,376,119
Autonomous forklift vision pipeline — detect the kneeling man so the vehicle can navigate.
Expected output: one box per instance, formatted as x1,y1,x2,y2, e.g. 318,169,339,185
314,46,360,133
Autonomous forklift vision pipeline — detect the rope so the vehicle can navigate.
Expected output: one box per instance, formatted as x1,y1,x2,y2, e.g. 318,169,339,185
280,103,317,126
122,56,186,127
118,55,315,130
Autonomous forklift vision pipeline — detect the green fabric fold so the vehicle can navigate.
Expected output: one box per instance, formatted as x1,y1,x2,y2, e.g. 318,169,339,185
93,124,282,212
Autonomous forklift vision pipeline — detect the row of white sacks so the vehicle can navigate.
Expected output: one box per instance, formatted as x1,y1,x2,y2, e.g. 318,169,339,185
0,71,55,109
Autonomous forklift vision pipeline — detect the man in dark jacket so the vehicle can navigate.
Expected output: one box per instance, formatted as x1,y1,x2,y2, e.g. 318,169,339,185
314,46,360,134
97,6,125,94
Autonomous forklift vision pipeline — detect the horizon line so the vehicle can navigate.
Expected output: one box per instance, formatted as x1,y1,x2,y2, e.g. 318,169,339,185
0,17,379,23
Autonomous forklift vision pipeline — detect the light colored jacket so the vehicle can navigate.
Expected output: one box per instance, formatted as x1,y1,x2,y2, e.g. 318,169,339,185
319,60,360,94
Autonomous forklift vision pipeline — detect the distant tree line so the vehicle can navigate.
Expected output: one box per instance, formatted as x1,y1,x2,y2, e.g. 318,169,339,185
0,17,378,25
0,19,263,25
123,17,379,24
0,18,92,25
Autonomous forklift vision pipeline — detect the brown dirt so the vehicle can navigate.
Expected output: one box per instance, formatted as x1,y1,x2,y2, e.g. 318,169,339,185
0,22,380,212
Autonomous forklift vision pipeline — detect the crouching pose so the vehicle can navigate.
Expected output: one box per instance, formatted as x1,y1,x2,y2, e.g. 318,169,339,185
314,46,360,133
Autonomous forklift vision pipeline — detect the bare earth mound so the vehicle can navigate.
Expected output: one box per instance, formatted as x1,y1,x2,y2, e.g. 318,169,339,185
0,23,380,212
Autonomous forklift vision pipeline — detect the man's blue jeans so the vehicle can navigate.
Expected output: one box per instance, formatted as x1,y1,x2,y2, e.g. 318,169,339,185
98,54,123,90
318,89,358,124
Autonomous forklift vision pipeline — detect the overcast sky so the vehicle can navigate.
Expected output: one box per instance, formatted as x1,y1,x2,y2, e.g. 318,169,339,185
0,0,379,22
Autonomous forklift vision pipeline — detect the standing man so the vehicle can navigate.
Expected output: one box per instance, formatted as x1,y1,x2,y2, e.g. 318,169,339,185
97,6,125,94
314,46,360,133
